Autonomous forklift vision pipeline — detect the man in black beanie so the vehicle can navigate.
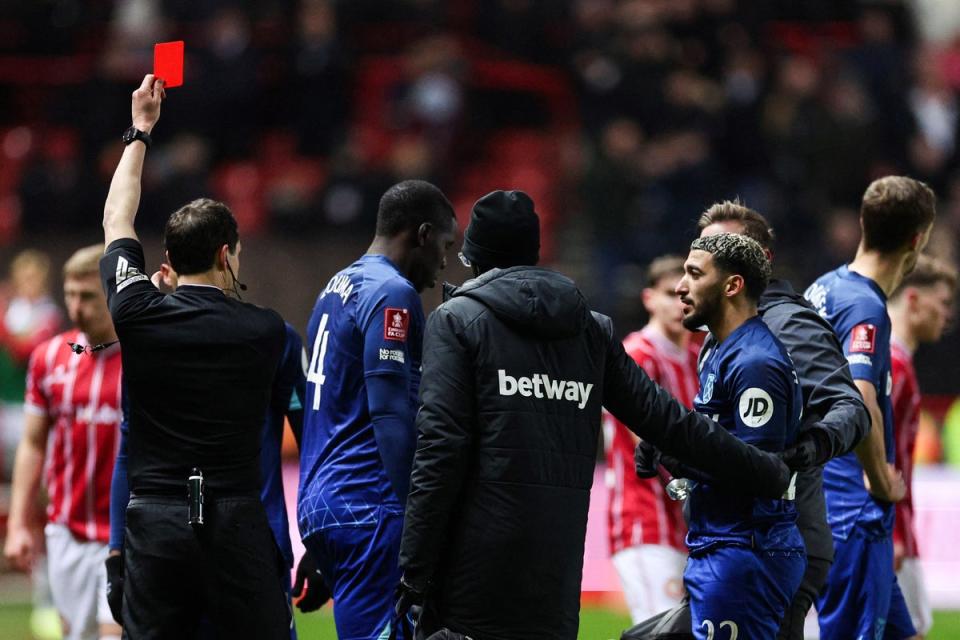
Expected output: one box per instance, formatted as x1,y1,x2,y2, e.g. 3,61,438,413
395,190,796,639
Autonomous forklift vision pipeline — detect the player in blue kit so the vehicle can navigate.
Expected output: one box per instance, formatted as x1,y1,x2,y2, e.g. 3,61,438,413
805,176,935,640
298,180,457,639
674,233,805,640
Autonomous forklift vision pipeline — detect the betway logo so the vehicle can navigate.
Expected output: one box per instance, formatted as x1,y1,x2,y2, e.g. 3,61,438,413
498,369,594,410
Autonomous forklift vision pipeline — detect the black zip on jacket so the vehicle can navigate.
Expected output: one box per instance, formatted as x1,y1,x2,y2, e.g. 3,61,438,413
399,267,792,640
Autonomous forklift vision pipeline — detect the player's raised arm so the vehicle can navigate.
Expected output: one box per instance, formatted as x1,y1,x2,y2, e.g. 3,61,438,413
103,74,164,246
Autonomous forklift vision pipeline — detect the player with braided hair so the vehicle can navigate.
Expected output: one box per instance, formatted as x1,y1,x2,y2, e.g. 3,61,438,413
672,232,805,640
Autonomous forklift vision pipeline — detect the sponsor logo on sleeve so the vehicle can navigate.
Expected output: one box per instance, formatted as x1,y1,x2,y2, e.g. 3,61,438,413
384,308,410,341
849,323,877,354
739,387,774,428
847,354,873,367
378,348,405,364
115,256,149,292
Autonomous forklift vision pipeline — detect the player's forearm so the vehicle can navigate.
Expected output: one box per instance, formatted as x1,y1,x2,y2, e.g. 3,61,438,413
855,407,892,496
7,440,45,530
102,143,146,243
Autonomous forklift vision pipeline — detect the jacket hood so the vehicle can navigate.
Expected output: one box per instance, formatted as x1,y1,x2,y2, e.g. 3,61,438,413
758,278,814,313
447,266,590,339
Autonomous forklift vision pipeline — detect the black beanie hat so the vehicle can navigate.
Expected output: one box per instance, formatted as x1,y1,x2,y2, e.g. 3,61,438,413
461,190,541,269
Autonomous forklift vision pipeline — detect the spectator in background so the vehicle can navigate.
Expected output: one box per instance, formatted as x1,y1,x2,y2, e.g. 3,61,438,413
0,250,62,477
604,255,696,624
888,255,957,638
292,0,349,156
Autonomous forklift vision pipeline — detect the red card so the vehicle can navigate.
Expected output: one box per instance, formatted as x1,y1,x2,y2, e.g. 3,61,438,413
154,41,184,88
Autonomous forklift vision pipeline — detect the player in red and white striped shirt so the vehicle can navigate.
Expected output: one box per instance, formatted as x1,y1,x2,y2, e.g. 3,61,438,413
888,255,956,638
4,245,123,640
604,255,699,623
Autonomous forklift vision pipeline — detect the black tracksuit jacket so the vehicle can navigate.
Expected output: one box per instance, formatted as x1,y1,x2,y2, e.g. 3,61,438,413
399,267,792,640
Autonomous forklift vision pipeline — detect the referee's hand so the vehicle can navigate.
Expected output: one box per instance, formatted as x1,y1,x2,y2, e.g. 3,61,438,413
105,552,124,625
292,551,330,613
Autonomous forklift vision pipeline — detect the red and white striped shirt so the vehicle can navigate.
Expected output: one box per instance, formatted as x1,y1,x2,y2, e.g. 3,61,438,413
891,336,921,558
605,326,699,555
24,329,121,543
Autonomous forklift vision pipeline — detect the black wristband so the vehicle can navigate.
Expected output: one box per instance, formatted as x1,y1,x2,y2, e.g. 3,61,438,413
122,126,152,149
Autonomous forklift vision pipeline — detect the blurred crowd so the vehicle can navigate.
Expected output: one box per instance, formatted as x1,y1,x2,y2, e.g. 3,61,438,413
1,0,959,383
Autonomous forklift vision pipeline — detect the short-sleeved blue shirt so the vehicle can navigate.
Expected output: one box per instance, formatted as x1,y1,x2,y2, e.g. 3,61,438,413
805,265,894,538
687,316,804,555
297,255,423,540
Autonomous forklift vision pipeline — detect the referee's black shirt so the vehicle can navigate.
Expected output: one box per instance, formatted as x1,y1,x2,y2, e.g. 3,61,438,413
100,238,285,494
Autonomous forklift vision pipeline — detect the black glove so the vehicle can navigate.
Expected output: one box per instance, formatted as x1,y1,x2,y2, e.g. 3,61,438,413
659,453,714,485
634,440,662,479
394,575,426,619
780,427,832,471
105,553,123,625
292,551,331,613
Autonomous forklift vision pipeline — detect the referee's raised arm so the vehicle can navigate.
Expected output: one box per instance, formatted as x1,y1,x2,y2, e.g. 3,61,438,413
103,74,164,246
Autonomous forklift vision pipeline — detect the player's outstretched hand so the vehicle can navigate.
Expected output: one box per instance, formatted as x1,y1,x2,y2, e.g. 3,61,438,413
292,551,330,613
132,74,165,134
634,440,661,479
105,552,124,624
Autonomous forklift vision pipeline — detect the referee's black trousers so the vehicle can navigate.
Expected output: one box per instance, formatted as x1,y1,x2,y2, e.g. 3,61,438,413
121,494,290,640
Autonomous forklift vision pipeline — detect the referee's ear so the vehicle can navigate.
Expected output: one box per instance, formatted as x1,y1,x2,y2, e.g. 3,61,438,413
215,244,230,270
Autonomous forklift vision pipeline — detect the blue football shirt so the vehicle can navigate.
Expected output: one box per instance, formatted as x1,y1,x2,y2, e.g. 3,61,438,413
805,265,894,538
297,255,423,540
687,316,804,555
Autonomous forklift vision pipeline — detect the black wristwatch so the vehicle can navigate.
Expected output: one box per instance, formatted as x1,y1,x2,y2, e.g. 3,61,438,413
122,125,152,149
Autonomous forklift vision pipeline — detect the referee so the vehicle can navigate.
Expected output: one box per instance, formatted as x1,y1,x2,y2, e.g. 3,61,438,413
99,75,289,637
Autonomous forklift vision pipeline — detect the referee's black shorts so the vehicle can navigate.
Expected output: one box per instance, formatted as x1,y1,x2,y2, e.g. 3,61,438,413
122,493,290,639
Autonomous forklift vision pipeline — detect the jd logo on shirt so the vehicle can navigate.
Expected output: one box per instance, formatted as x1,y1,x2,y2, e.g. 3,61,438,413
739,388,774,427
498,369,593,410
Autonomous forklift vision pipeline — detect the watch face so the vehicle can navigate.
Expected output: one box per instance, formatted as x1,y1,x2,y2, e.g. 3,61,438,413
123,127,136,144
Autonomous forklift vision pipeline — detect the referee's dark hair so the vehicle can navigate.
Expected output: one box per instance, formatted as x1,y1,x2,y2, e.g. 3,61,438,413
375,180,455,238
163,198,240,275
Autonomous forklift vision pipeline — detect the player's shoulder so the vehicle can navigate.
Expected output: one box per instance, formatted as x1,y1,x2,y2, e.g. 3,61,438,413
724,319,790,371
355,257,418,306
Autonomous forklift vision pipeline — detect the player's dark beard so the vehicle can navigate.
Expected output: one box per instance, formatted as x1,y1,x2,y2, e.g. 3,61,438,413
681,287,722,331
